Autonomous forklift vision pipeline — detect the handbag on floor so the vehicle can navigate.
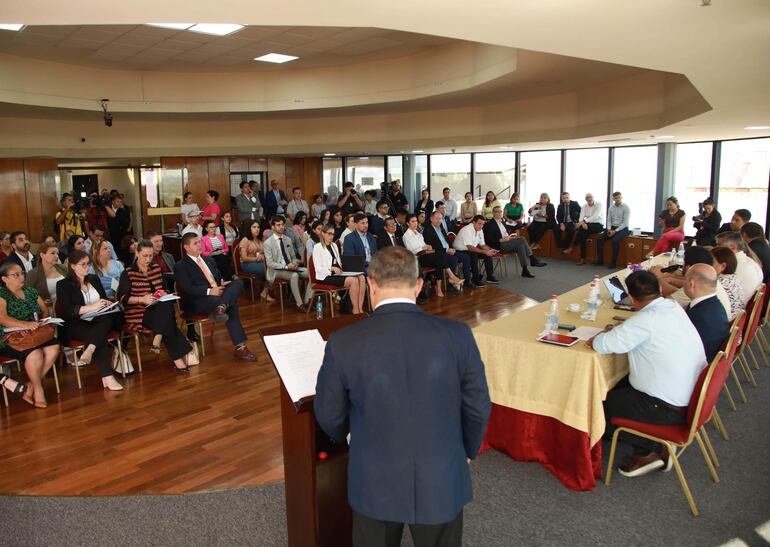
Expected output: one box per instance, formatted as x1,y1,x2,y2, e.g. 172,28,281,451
185,341,200,367
112,348,135,374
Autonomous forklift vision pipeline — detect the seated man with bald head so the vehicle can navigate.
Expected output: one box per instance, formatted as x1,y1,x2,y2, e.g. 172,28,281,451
683,263,730,362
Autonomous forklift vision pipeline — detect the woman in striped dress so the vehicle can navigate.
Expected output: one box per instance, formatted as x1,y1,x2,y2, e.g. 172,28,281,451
117,239,192,372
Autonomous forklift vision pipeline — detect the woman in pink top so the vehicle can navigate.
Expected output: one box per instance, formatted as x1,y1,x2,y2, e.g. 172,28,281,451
200,190,222,226
200,220,233,280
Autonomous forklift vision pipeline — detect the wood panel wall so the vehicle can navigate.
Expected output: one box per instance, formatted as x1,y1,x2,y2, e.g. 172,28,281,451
0,158,59,241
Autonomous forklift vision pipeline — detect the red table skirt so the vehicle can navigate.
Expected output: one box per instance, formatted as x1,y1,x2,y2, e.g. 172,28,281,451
480,403,603,491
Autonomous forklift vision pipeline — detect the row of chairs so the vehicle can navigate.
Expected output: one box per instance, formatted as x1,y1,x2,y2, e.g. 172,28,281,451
605,283,769,516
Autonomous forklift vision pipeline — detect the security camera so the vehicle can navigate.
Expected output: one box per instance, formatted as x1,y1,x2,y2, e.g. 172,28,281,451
100,99,113,128
451,148,456,153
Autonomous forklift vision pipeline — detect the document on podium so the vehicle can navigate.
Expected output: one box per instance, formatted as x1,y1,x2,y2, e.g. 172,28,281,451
263,329,327,404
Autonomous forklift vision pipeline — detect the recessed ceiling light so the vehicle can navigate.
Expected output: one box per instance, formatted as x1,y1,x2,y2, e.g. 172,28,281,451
323,153,336,156
188,24,244,36
148,23,194,30
0,24,24,31
654,135,675,139
254,53,299,64
745,125,770,130
499,146,514,150
411,150,424,154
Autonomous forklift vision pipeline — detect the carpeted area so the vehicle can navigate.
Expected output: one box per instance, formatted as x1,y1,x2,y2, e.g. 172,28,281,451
2,363,768,547
492,255,604,303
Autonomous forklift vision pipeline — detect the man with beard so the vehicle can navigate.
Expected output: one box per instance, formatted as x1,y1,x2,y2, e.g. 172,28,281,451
3,231,37,272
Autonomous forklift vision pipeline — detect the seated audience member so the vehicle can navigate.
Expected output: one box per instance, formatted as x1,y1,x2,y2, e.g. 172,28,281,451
286,187,310,222
41,233,57,246
740,222,770,283
0,261,60,408
201,220,233,281
312,224,366,313
424,210,471,282
378,217,404,249
305,220,323,262
310,194,326,218
693,197,721,247
717,208,750,235
460,192,478,224
330,209,346,241
147,232,175,293
173,233,256,361
647,197,686,257
483,206,544,279
237,220,274,302
571,193,604,264
504,193,527,231
0,231,12,263
394,210,408,238
220,211,239,248
527,193,556,251
715,231,763,305
432,201,451,233
3,231,37,273
55,193,87,241
25,242,67,304
416,211,427,232
481,191,500,220
554,192,581,252
683,264,730,362
588,270,707,477
403,214,464,296
453,215,500,287
61,234,86,264
118,240,192,372
343,213,378,269
415,189,434,217
88,237,125,298
369,201,390,236
264,215,310,312
362,190,378,216
57,250,124,391
711,246,745,321
181,210,203,237
118,235,139,268
84,224,118,260
292,211,308,243
338,213,357,247
441,187,459,224
595,192,631,268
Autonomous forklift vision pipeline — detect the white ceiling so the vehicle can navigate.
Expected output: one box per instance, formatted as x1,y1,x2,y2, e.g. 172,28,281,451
0,25,456,71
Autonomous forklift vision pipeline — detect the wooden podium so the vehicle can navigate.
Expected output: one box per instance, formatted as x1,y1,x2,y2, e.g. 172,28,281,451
260,315,364,547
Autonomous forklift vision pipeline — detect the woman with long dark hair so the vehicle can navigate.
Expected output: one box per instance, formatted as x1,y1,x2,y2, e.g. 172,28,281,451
237,220,273,302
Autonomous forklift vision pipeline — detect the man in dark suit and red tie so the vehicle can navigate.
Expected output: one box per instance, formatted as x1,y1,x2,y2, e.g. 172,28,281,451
315,246,491,547
173,233,257,361
377,217,404,249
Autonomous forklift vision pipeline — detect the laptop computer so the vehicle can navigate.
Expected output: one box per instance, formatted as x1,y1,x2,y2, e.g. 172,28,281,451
604,276,633,307
341,255,365,274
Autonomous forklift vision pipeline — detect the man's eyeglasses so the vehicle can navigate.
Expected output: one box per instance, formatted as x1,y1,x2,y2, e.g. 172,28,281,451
5,272,25,278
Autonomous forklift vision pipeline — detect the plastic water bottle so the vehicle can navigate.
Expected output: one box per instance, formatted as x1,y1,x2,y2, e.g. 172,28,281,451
668,247,677,267
586,280,600,321
676,242,685,266
544,294,559,333
315,296,323,320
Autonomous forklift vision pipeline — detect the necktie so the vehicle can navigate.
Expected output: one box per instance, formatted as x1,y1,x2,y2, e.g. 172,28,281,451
391,234,396,246
279,237,291,265
196,256,217,289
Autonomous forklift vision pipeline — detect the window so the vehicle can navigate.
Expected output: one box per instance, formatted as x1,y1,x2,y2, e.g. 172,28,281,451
718,138,770,229
387,156,403,184
612,146,658,233
346,156,384,194
430,154,470,202
518,151,561,213
322,158,343,206
474,152,516,205
674,142,713,236
565,148,609,208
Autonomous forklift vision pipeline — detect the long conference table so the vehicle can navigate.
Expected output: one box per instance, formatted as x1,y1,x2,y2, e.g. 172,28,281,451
473,263,655,490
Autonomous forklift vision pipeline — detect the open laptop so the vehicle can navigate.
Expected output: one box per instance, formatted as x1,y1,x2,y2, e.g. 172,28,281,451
341,255,365,274
603,276,633,307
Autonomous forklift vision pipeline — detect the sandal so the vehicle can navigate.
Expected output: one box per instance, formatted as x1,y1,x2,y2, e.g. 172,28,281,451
0,375,26,396
149,345,162,355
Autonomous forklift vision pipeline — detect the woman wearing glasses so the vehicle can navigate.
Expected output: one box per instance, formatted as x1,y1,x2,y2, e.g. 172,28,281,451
312,224,366,314
201,220,233,281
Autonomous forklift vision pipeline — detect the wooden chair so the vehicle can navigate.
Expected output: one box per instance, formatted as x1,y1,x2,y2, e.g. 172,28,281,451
606,350,731,517
306,256,349,318
232,238,260,303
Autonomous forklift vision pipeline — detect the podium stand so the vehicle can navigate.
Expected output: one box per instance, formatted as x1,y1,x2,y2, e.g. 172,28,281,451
260,315,364,547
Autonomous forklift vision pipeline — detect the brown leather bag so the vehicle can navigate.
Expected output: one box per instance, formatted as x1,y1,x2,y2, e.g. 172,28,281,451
4,325,56,352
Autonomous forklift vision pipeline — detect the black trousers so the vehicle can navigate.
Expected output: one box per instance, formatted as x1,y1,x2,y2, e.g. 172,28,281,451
596,227,630,266
527,221,550,244
574,222,604,258
418,252,448,272
186,280,246,347
603,377,687,455
210,253,234,281
142,301,192,361
553,223,576,249
470,253,495,282
353,510,462,547
68,315,116,377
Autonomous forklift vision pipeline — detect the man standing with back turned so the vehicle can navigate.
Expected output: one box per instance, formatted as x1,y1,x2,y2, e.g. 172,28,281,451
315,247,491,547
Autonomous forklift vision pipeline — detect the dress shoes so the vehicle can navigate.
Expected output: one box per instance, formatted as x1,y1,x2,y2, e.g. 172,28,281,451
234,345,257,361
211,305,229,323
521,269,535,279
530,257,547,267
618,452,665,478
486,277,501,284
187,331,201,342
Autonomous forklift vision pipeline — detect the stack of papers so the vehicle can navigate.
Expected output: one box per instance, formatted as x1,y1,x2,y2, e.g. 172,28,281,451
263,329,327,403
81,300,121,321
149,294,180,306
3,317,65,333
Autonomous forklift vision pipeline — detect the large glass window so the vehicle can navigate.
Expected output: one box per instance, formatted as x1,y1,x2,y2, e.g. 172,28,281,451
474,152,516,205
387,156,403,184
718,138,770,229
612,146,658,233
322,158,343,206
674,142,713,236
518,151,561,214
565,148,609,208
346,156,384,195
430,154,471,202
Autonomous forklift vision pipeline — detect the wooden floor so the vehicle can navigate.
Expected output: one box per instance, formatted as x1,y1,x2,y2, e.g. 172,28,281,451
0,286,537,496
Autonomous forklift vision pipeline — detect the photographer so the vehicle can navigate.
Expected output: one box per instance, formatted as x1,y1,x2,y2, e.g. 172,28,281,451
86,192,115,241
55,193,87,241
387,179,409,216
693,197,721,247
337,181,363,215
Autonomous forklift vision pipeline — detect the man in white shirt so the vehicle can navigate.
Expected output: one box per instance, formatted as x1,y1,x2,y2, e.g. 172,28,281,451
572,193,605,265
716,231,763,305
452,215,500,287
181,211,203,237
286,187,309,221
263,215,309,312
441,187,459,223
589,270,707,478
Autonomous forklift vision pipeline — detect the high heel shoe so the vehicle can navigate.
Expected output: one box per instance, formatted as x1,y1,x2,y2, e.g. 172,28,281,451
102,375,124,391
0,375,26,396
172,362,190,373
260,292,276,303
149,345,162,355
22,382,34,406
76,352,93,368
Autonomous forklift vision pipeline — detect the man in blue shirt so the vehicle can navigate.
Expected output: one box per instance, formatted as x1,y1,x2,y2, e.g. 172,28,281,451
343,213,378,269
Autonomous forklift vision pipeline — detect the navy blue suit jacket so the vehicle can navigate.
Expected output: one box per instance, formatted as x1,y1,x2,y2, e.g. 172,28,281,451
686,295,730,362
264,189,288,219
172,254,222,314
314,302,491,525
342,230,378,262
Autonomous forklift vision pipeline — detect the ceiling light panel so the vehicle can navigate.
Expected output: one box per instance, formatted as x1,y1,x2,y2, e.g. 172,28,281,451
0,24,25,31
188,24,244,36
254,53,298,63
148,23,194,30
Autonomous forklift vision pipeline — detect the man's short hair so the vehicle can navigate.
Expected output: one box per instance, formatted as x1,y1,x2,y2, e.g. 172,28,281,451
561,192,570,197
368,247,419,289
442,187,450,193
353,213,367,223
472,215,486,223
684,246,713,267
395,210,406,218
239,181,249,189
344,181,354,189
292,187,300,193
146,231,161,239
271,214,286,225
9,231,25,246
90,224,106,234
344,213,357,224
716,231,746,251
735,209,751,222
431,209,443,218
435,200,444,208
612,191,622,198
376,200,388,210
740,221,764,240
181,232,199,247
384,217,396,228
625,271,661,300
492,206,503,212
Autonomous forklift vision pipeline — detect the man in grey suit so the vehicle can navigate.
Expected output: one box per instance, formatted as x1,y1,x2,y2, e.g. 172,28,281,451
315,246,491,547
235,181,263,222
263,215,309,312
